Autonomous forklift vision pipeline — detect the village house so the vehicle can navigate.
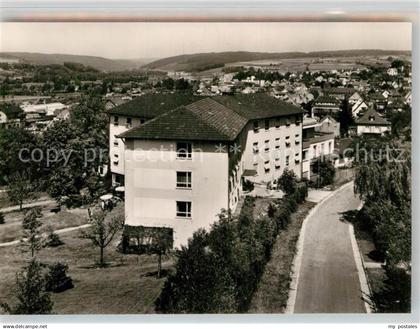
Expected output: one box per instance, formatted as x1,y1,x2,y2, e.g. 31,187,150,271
117,94,303,247
355,108,391,136
312,95,341,116
316,115,340,138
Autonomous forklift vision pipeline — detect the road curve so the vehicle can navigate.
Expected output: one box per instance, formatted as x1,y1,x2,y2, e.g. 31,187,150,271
294,182,365,313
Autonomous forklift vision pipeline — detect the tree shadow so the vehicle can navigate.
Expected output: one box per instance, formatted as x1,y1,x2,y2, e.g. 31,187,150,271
143,269,170,278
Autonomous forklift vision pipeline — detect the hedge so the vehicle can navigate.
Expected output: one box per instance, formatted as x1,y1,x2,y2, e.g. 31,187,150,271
155,182,308,313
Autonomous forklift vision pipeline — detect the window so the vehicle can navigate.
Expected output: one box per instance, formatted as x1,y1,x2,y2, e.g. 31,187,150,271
303,150,308,160
295,139,300,145
296,115,301,124
264,119,270,130
253,142,259,154
176,201,192,218
253,121,259,132
176,171,192,189
275,138,280,149
275,118,280,129
126,117,132,127
285,141,291,148
113,116,119,126
286,119,291,127
286,156,290,166
275,163,281,170
264,140,270,152
114,140,119,146
113,160,119,166
177,142,192,159
264,160,270,173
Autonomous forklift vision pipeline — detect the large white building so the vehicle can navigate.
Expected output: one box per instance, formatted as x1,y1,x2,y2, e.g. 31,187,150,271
118,94,303,247
107,93,202,185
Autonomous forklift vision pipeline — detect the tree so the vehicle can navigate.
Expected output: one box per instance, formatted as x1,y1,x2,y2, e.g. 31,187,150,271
45,262,73,293
277,169,297,195
312,159,336,187
161,78,175,90
338,98,354,137
1,259,53,314
21,208,43,257
148,228,173,278
6,171,33,211
81,210,123,266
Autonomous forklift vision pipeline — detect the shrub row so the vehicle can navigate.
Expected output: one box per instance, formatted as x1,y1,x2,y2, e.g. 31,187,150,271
155,182,308,313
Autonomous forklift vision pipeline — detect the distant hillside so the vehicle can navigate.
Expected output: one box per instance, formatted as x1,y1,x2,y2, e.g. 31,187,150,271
143,50,411,72
0,52,150,72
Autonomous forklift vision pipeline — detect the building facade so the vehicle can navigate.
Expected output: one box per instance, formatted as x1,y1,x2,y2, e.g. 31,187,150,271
119,94,303,247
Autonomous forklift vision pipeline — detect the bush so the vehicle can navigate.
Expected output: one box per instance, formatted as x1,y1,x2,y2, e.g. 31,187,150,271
277,169,298,195
44,226,63,247
372,265,411,312
242,179,254,192
44,263,73,293
156,187,308,313
0,212,5,224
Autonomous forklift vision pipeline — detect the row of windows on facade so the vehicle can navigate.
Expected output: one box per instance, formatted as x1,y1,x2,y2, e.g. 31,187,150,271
253,115,301,132
254,153,300,173
252,135,300,153
113,115,145,127
112,142,193,164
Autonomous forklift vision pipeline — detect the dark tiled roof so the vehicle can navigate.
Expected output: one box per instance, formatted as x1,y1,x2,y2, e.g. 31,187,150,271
327,87,355,95
185,98,248,140
106,93,203,118
314,95,341,105
119,107,231,141
119,94,303,142
214,93,303,119
355,108,391,126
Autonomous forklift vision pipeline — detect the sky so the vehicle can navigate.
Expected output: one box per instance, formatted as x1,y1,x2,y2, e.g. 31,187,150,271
0,22,412,60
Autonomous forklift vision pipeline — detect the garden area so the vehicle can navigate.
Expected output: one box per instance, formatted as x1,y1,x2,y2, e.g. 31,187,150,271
0,227,172,314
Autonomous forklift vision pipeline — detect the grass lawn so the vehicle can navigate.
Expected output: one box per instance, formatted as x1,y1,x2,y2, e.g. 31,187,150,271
0,222,173,314
248,200,316,313
0,206,92,244
0,191,50,210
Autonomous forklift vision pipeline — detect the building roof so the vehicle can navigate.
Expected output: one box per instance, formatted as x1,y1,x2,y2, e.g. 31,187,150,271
106,93,203,118
214,93,303,120
355,108,391,126
314,95,341,105
185,98,248,140
319,115,338,124
119,94,303,142
327,87,355,95
119,106,232,141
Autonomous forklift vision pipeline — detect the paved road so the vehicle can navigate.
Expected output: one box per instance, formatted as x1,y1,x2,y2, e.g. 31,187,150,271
294,182,365,313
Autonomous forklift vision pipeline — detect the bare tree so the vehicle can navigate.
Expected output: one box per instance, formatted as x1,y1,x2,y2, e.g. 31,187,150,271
21,208,43,257
81,210,123,267
6,171,33,211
